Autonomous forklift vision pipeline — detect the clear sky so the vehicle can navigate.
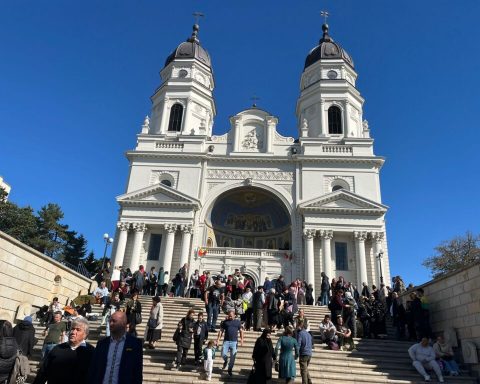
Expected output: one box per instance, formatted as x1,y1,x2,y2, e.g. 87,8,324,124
1,1,479,285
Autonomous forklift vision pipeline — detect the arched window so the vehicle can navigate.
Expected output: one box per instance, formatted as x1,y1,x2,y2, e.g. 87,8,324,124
328,106,342,134
160,179,172,187
168,103,183,132
332,185,343,192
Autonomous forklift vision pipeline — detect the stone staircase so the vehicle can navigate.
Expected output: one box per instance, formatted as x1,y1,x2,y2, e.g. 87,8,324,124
26,295,477,383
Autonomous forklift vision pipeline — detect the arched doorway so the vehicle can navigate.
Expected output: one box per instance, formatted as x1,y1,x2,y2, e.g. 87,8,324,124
242,273,256,290
206,187,291,250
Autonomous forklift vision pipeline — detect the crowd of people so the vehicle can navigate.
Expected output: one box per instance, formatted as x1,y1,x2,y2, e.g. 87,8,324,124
0,261,463,384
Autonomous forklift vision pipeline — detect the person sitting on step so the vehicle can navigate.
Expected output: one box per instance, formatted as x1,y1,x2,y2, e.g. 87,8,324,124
408,337,444,383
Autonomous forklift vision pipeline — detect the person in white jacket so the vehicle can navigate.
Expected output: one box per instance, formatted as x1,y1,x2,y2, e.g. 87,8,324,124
408,337,444,382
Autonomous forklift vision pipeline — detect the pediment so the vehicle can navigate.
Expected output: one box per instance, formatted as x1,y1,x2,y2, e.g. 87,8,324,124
117,184,200,210
298,190,388,216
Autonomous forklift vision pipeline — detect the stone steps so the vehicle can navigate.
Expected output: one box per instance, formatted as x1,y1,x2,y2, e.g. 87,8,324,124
25,295,477,384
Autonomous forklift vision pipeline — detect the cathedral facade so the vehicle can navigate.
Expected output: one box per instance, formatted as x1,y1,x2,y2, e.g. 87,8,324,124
111,23,391,295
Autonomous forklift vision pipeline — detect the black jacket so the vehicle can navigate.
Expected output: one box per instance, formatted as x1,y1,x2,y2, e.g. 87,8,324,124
0,336,18,381
33,342,95,384
176,317,195,349
193,321,208,340
251,336,275,383
13,321,35,357
88,334,142,384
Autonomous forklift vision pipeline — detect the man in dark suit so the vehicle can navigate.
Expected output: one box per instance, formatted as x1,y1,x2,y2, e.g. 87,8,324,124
88,311,143,384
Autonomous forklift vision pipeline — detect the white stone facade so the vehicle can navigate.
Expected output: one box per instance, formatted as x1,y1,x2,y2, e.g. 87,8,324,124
111,25,391,296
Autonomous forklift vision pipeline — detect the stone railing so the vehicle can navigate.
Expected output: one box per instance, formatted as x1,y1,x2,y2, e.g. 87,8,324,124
202,247,289,259
155,142,184,150
322,144,353,155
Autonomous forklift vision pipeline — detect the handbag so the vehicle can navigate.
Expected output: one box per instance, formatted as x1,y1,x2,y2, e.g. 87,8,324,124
135,312,142,325
147,306,160,328
172,328,180,342
274,360,279,372
247,364,256,384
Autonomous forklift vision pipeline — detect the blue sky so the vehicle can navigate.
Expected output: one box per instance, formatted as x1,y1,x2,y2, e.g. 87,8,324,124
1,1,479,285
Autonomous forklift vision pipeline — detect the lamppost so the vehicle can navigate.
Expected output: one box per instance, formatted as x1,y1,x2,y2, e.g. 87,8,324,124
101,233,114,271
377,249,384,285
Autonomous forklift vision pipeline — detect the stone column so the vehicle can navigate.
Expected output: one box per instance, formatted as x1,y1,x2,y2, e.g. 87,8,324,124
129,223,147,270
344,100,350,136
182,98,192,134
303,229,316,293
354,231,368,287
178,225,193,269
320,99,326,136
112,222,129,268
266,117,278,152
160,98,169,134
161,224,177,274
320,230,334,279
372,231,385,285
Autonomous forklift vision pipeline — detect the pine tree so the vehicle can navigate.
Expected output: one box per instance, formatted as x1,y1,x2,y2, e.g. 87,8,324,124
0,200,39,247
63,231,88,265
35,203,68,258
84,251,101,275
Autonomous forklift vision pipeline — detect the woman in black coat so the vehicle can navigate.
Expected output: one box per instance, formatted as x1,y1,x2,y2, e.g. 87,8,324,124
0,320,18,383
13,316,35,357
172,309,195,369
251,329,275,384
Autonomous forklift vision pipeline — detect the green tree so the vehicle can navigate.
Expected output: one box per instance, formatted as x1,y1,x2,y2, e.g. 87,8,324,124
0,200,39,247
423,231,480,277
63,230,88,265
35,203,68,258
84,251,101,275
0,187,8,203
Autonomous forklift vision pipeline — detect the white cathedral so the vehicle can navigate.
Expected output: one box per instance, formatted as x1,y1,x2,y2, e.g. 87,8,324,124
110,22,391,296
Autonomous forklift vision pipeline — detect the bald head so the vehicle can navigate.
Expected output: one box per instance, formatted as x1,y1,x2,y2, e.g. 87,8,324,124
109,311,127,340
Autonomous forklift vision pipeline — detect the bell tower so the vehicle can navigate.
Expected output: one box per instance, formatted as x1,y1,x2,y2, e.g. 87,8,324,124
296,22,370,142
148,23,216,137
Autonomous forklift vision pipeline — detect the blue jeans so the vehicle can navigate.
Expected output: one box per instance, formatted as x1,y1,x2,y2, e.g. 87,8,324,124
206,302,219,330
443,359,460,374
42,343,57,359
320,291,329,306
222,340,238,370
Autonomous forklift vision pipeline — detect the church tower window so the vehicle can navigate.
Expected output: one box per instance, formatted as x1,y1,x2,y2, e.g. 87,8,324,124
328,106,342,134
168,103,183,132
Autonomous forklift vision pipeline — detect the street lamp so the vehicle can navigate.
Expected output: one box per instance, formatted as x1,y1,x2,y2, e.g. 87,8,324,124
377,249,384,285
101,233,114,271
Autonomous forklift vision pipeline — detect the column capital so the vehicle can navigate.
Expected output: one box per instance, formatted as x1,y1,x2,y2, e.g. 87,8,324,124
132,222,147,232
354,231,368,241
164,223,177,234
180,224,193,235
117,222,130,231
371,231,385,241
303,228,316,240
319,229,333,240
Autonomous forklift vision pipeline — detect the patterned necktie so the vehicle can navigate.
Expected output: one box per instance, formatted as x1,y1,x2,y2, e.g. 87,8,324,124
108,341,120,384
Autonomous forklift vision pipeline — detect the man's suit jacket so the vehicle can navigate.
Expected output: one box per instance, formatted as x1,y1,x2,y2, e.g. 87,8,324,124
88,333,143,384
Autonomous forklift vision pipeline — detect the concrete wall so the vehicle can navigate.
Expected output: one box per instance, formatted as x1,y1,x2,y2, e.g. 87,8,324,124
0,230,94,322
409,262,480,374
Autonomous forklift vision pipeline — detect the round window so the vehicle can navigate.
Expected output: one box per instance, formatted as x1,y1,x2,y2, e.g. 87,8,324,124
327,70,338,79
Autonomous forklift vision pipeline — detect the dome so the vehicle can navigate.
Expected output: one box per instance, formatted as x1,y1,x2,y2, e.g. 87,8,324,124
164,24,212,69
304,24,354,70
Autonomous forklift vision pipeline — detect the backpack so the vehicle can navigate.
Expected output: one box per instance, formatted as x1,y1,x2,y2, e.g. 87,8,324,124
8,351,30,384
328,341,339,351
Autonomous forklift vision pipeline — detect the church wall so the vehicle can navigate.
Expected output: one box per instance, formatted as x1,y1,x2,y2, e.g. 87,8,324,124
332,233,357,285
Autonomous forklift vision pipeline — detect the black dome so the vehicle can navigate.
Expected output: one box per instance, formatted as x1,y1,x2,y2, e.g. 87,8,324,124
304,24,354,70
164,24,212,69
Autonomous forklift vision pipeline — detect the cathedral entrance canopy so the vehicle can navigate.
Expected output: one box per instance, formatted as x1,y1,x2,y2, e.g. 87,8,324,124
207,187,291,250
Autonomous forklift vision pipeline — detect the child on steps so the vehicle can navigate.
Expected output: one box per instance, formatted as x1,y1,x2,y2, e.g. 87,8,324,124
202,340,217,381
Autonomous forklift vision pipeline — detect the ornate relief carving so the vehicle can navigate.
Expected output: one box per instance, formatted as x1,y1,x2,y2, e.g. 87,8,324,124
324,175,355,193
211,133,228,143
133,222,147,232
163,224,177,233
303,229,316,239
279,184,293,196
117,222,130,231
274,131,295,144
319,230,333,240
354,231,368,241
242,129,263,150
181,224,193,234
207,169,294,181
370,231,385,242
